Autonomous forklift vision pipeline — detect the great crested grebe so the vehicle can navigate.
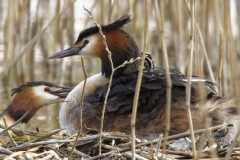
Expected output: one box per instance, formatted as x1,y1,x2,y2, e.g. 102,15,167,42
49,15,240,143
0,81,72,126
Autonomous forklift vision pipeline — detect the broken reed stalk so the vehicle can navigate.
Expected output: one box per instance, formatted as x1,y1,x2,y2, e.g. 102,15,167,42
30,129,63,143
3,118,17,146
83,7,142,155
225,127,240,160
155,134,163,157
130,49,144,158
186,0,197,158
122,153,148,160
68,57,88,159
186,0,196,158
153,0,172,154
166,124,231,141
0,125,54,137
184,1,217,90
218,29,224,95
131,0,149,159
79,57,88,133
196,118,212,159
66,147,91,158
83,6,115,155
0,146,13,155
88,124,231,160
101,143,148,160
0,111,29,135
9,139,80,151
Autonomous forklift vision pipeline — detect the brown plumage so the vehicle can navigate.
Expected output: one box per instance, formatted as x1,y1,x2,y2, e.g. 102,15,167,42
49,15,240,143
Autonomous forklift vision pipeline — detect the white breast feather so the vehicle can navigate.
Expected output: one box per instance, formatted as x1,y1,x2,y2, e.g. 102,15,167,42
59,73,109,133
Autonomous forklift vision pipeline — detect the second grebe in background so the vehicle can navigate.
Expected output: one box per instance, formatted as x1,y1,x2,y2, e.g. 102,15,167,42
0,81,72,126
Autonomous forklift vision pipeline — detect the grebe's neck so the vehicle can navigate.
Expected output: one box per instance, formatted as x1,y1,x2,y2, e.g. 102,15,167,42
59,73,109,133
99,30,140,78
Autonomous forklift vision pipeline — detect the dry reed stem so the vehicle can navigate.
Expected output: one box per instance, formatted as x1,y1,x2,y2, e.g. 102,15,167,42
177,0,184,70
196,118,212,159
166,124,231,141
228,24,239,96
114,58,141,71
8,139,79,151
0,146,13,155
222,1,229,95
57,0,64,86
0,111,29,136
66,147,91,158
68,57,88,159
101,143,148,160
79,57,88,132
30,129,63,143
131,1,149,159
88,124,231,160
225,127,240,160
0,31,43,81
83,6,114,155
1,1,238,111
1,124,227,159
185,0,197,158
218,29,224,96
195,23,217,88
0,125,52,137
155,134,163,157
223,0,238,96
121,153,148,160
100,0,105,24
108,0,118,22
0,0,75,81
153,0,172,154
184,1,217,87
83,7,141,155
5,0,14,64
3,118,17,146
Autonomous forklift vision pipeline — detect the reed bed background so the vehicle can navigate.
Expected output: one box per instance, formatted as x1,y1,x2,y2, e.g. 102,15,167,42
0,0,239,132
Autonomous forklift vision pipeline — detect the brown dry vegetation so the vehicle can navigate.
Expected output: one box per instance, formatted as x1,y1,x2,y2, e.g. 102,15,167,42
0,0,240,159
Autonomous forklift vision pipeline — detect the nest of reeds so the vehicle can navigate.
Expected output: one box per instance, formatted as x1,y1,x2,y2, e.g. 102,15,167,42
0,123,240,159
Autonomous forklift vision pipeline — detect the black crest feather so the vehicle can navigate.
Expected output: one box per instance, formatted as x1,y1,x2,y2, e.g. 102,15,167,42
75,14,131,43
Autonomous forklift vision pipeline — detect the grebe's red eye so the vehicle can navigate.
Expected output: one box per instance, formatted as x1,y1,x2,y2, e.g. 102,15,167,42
84,40,89,45
44,87,50,92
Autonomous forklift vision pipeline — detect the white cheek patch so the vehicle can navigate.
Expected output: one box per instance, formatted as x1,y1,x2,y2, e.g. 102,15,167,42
80,35,98,57
33,86,60,104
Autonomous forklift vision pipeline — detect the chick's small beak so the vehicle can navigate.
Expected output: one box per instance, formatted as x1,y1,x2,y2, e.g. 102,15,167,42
49,87,74,98
48,47,81,59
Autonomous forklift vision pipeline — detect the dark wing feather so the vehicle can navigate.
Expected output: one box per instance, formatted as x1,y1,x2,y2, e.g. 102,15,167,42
90,69,217,115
